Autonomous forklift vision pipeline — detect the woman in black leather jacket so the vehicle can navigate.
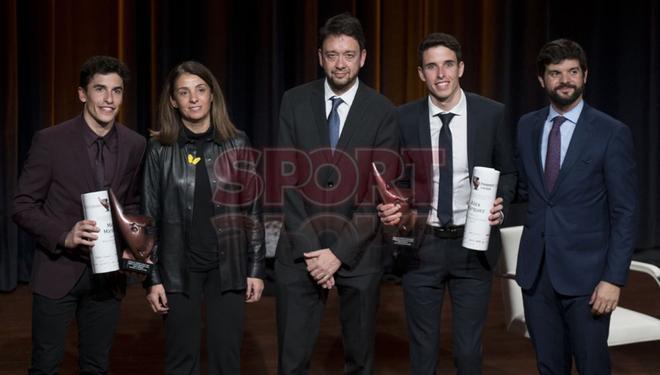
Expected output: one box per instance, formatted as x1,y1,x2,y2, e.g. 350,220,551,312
142,61,265,374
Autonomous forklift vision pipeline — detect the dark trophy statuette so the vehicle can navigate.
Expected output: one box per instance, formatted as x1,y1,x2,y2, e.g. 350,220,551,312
108,189,155,274
371,162,415,247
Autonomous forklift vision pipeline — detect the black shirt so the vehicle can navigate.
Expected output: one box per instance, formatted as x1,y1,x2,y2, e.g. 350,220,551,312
182,125,219,272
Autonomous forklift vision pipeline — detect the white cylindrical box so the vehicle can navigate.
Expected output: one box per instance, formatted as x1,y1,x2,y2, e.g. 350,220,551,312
81,190,119,273
462,167,500,251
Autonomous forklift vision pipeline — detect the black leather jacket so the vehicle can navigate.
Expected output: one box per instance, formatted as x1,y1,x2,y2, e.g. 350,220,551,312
142,130,265,293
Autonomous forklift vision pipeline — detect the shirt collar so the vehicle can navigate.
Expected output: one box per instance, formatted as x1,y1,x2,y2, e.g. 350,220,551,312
177,124,216,147
324,78,359,107
548,99,584,125
81,113,117,147
428,89,467,118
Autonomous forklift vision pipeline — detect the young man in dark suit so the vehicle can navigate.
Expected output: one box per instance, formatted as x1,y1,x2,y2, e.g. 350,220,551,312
13,56,146,374
275,13,399,374
378,33,517,374
515,39,637,374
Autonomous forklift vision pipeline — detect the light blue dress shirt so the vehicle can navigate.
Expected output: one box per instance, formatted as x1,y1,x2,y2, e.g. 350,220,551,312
540,100,584,170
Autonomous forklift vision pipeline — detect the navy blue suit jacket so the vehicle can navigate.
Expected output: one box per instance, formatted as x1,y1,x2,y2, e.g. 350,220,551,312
515,102,637,296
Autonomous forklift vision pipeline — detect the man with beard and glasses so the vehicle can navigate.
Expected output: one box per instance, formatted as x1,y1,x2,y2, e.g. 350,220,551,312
274,13,399,374
515,39,637,374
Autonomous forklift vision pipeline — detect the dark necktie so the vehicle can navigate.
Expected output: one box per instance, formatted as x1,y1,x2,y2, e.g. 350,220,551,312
437,112,455,226
94,137,105,189
544,115,566,192
328,96,343,151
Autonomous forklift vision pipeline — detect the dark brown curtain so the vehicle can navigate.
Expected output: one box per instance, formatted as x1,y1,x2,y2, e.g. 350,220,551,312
2,0,658,291
2,0,20,292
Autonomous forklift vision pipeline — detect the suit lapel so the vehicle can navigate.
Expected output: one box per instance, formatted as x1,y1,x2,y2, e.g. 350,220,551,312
465,94,478,173
334,82,367,157
531,108,548,194
550,104,593,196
417,99,432,149
310,81,331,163
415,99,434,202
72,116,99,193
110,125,127,194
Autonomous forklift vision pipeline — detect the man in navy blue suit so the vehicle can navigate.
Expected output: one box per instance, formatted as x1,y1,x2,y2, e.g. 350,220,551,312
516,39,637,374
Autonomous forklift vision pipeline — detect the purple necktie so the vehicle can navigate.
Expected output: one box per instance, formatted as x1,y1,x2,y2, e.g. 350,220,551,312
94,137,106,189
544,115,566,192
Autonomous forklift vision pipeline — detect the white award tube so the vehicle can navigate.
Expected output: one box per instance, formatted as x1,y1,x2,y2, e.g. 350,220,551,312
81,190,119,273
462,167,500,251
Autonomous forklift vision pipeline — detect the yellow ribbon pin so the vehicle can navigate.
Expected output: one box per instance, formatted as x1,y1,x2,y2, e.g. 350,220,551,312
187,154,201,165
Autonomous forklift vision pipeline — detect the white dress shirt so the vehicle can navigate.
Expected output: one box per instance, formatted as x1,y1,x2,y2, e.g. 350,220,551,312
427,90,470,227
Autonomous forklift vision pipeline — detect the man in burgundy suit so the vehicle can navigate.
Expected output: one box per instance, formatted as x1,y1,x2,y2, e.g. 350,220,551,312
13,56,146,374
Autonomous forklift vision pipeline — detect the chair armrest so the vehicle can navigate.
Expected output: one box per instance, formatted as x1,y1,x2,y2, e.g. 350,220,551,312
630,260,660,287
498,273,516,280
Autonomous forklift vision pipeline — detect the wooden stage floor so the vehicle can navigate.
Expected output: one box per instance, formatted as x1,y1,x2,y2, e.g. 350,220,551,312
1,272,658,374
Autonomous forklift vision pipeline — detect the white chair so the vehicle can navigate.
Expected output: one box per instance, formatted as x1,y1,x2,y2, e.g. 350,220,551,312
630,260,660,287
498,226,660,346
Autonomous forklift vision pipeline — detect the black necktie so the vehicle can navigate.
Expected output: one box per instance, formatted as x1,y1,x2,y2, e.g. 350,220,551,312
437,112,455,226
94,137,105,189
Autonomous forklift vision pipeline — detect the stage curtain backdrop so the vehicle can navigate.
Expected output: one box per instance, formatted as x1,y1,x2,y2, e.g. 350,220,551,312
2,0,658,291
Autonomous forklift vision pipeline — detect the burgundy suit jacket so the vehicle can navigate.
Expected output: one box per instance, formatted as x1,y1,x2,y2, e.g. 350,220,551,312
12,114,146,298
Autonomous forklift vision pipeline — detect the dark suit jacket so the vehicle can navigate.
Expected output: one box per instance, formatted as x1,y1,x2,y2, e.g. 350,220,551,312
13,115,146,299
275,79,399,276
515,103,637,295
397,92,517,268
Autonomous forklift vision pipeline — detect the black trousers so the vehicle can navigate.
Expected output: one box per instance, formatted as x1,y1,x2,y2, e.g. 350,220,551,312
275,260,382,375
164,268,245,375
402,235,492,375
522,257,611,375
30,267,121,375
